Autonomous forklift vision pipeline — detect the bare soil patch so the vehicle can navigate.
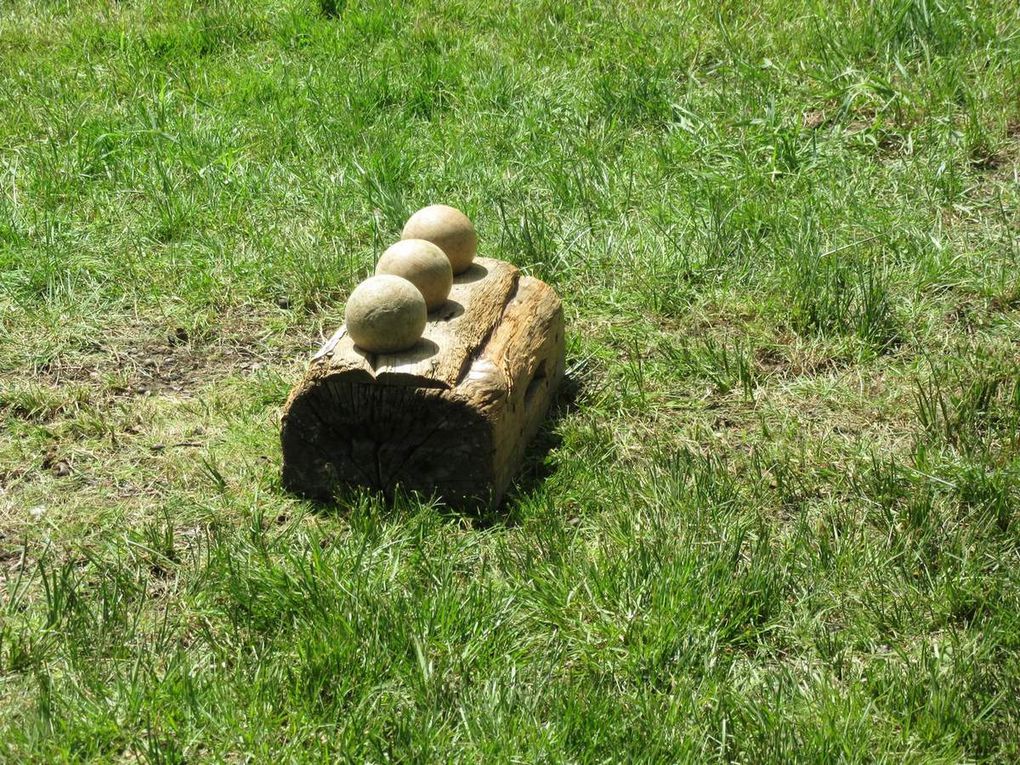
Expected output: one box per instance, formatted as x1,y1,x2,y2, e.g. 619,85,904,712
30,310,316,400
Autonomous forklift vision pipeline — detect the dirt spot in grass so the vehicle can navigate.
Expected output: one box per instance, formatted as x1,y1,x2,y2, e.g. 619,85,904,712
945,291,1020,332
968,120,1020,178
0,535,28,582
753,343,851,379
802,110,827,130
946,300,978,329
0,469,29,490
753,346,787,373
969,151,1002,172
989,290,1020,313
34,310,316,400
968,119,1020,172
40,448,72,478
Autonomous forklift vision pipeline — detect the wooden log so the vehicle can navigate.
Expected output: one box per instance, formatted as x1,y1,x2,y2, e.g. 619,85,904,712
280,257,565,508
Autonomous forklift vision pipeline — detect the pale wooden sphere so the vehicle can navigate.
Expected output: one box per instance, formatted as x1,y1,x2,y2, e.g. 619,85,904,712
375,239,453,311
344,275,427,353
401,204,477,275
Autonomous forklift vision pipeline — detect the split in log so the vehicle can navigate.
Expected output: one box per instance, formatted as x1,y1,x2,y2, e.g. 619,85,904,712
280,257,565,508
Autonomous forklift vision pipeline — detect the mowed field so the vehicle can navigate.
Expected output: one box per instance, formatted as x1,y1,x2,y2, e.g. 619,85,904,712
2,0,1020,760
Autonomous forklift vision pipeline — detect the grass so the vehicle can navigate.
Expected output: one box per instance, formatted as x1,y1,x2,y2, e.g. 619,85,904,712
1,0,1020,760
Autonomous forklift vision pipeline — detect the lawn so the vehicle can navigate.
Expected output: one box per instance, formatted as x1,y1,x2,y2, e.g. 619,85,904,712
2,0,1020,760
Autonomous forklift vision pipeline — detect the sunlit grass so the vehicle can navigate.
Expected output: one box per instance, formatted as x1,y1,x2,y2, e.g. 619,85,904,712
2,0,1020,760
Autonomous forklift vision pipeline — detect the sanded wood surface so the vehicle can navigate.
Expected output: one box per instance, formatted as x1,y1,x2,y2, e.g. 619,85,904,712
281,260,565,508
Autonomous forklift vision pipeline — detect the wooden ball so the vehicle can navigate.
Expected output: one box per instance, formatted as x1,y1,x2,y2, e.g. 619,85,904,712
375,239,453,311
401,204,477,275
344,275,427,354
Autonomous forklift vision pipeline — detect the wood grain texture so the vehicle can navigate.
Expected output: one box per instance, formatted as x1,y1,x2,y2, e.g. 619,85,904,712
281,261,564,508
310,257,519,389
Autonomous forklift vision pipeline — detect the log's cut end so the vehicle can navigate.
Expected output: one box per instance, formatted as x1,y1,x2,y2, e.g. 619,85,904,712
280,261,565,509
280,379,496,505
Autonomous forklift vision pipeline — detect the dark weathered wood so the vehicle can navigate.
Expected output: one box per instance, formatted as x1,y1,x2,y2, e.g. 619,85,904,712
281,258,564,508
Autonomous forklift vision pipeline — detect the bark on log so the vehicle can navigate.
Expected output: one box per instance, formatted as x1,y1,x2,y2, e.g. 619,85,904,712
280,257,565,508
